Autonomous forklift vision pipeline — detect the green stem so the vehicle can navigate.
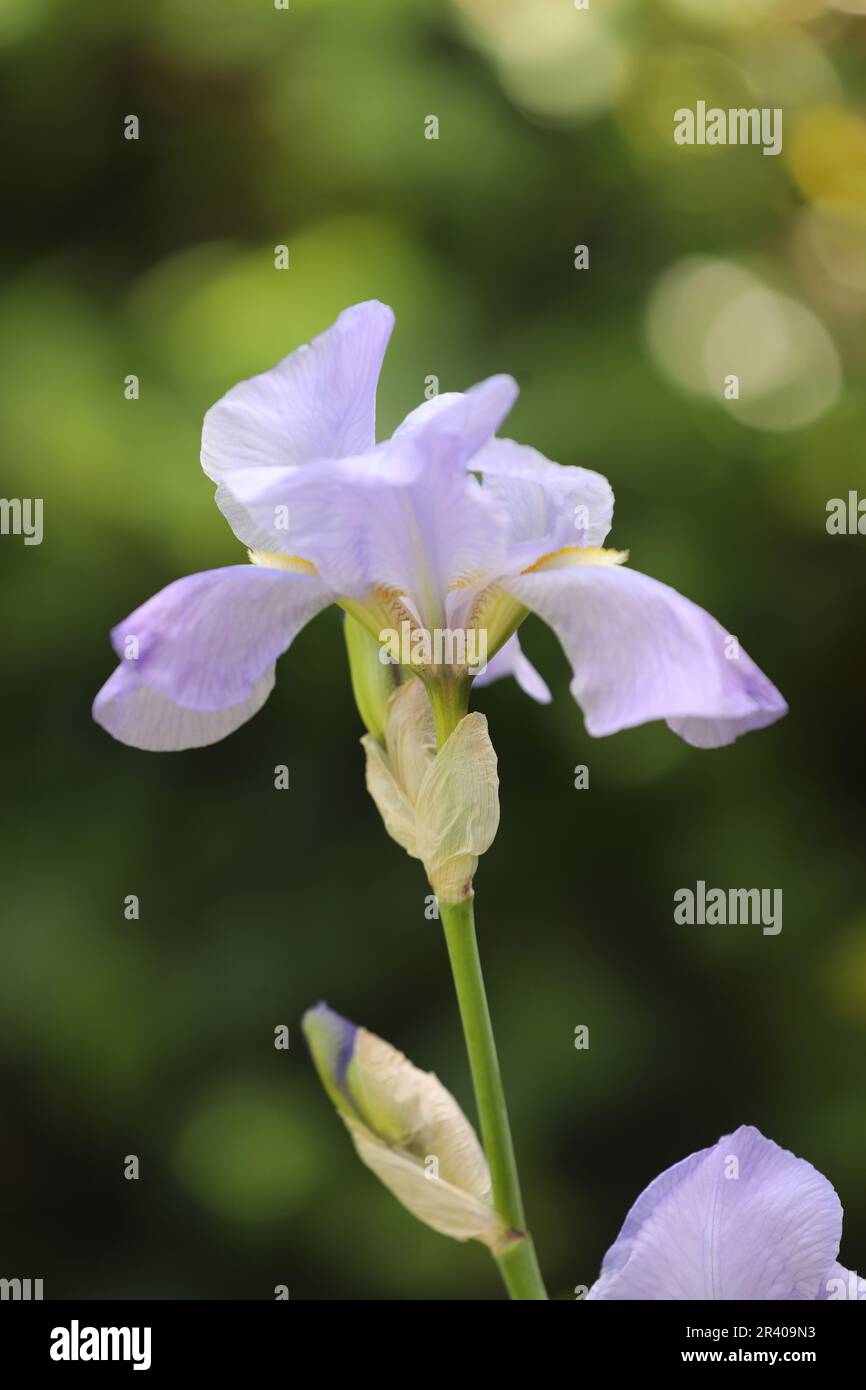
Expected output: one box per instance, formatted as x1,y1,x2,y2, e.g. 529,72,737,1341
428,677,547,1300
440,898,547,1300
426,676,470,747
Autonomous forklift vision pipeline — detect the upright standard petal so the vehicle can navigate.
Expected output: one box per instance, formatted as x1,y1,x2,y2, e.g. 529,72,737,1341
201,300,395,550
474,437,615,561
93,566,333,750
233,430,510,626
588,1126,843,1300
394,375,519,469
506,558,787,747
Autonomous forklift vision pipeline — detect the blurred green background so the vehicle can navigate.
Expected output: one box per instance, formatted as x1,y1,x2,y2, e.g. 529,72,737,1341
2,0,865,1300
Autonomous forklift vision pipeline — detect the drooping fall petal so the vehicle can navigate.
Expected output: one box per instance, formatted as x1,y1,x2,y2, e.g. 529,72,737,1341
93,566,332,751
506,559,787,748
588,1126,844,1301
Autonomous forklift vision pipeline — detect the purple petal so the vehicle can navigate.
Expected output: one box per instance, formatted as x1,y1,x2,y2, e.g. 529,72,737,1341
474,437,615,560
472,633,552,704
93,566,332,750
201,301,395,550
233,436,510,626
93,666,276,752
393,376,519,468
588,1126,843,1300
219,378,518,617
505,562,787,747
816,1263,866,1300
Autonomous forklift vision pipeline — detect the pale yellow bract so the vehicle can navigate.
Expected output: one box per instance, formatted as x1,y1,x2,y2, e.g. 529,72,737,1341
362,681,501,903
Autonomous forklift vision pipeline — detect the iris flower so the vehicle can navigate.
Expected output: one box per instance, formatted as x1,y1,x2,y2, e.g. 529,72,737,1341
588,1126,864,1301
93,301,786,751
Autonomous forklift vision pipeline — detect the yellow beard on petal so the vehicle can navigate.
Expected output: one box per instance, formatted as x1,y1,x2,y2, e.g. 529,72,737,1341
521,544,629,574
248,549,319,574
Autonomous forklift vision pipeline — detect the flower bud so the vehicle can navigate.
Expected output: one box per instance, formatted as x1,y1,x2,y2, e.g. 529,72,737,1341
302,1002,509,1250
343,613,398,744
362,681,500,902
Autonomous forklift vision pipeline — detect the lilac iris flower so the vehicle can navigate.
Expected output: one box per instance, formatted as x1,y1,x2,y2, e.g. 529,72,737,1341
93,301,787,751
588,1126,863,1300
